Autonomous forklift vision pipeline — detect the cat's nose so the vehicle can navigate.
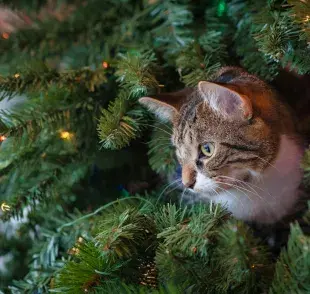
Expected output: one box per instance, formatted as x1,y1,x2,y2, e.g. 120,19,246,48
182,164,196,189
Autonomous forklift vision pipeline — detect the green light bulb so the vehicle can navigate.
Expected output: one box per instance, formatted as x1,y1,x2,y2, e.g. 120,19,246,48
217,0,227,17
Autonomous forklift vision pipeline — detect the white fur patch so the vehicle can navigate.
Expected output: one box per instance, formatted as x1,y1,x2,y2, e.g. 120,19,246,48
193,135,303,224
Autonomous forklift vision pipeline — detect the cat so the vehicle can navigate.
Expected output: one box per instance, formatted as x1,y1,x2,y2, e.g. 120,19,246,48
139,67,304,224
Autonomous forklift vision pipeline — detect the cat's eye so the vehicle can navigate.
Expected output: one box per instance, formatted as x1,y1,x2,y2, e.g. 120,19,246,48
200,143,215,157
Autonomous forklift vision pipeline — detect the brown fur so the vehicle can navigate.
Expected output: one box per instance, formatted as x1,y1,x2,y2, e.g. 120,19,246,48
140,67,301,191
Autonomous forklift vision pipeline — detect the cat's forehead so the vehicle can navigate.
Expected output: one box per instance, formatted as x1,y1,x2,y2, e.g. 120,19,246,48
172,105,262,160
173,101,229,144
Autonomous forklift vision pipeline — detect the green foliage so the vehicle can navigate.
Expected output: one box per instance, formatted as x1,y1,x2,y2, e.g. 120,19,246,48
1,0,310,293
0,87,97,219
176,29,228,86
0,62,106,99
94,204,157,260
9,205,90,293
0,0,133,66
199,30,228,61
176,42,222,87
54,240,125,294
288,0,310,41
214,221,271,293
97,92,148,150
8,194,310,294
158,203,229,258
115,50,160,97
270,223,310,294
97,50,160,149
254,13,300,61
145,0,194,55
48,200,276,293
229,2,280,80
249,1,310,75
155,202,189,232
147,122,176,176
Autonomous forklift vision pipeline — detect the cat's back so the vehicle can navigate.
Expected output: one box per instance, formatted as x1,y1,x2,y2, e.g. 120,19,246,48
272,69,310,140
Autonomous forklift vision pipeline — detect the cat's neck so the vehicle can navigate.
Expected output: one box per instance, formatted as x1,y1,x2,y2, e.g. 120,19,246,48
214,135,304,224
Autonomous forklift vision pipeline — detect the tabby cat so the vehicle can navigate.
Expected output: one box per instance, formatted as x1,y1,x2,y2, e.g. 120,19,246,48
139,67,304,224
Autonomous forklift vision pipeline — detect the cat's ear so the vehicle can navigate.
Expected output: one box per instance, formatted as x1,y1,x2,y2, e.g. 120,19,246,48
139,89,191,122
198,81,252,120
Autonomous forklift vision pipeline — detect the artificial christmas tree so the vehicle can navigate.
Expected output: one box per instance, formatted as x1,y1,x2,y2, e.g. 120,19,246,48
0,0,309,293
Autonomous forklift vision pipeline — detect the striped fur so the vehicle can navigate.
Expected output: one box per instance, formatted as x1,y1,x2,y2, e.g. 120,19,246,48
140,67,304,224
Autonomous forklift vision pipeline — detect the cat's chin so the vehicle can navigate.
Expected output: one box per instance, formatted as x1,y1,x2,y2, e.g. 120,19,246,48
182,187,221,203
193,189,219,198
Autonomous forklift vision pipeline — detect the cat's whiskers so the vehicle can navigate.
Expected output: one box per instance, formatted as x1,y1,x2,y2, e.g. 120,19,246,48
215,185,246,211
150,142,174,149
213,181,276,213
250,174,276,200
212,180,264,206
165,183,183,196
150,137,172,144
197,183,246,211
221,181,276,220
217,176,259,196
179,187,189,204
254,155,280,173
140,136,172,146
157,179,182,203
205,185,220,198
140,123,172,136
213,181,256,201
218,175,274,200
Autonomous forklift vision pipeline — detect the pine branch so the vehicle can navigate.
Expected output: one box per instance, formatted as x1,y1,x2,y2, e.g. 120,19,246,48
0,93,96,167
176,41,223,86
95,204,156,261
0,106,70,137
53,198,157,293
270,223,310,293
0,96,97,220
254,13,300,62
0,159,90,221
147,122,177,176
250,2,310,75
214,221,272,293
281,46,310,75
0,62,107,99
53,240,125,294
115,50,160,97
37,198,287,293
98,50,160,150
234,18,279,81
145,0,193,55
155,203,189,232
10,206,93,293
157,202,229,258
288,0,310,41
93,281,187,294
0,0,132,61
97,92,148,150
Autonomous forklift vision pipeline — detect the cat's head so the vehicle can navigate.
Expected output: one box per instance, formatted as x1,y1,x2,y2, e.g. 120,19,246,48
139,67,293,197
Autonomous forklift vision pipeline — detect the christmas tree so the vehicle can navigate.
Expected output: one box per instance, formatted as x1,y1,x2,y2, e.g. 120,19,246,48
0,0,309,293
